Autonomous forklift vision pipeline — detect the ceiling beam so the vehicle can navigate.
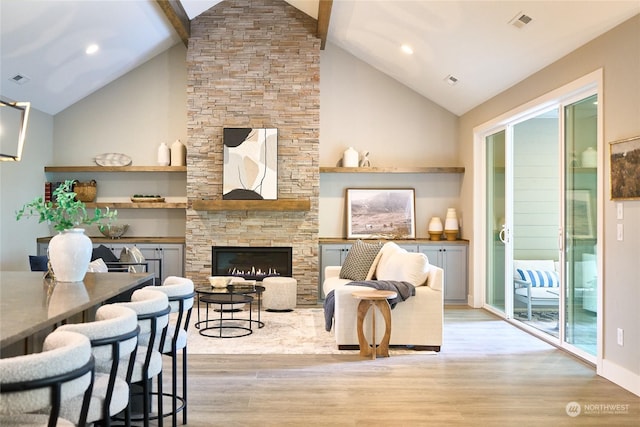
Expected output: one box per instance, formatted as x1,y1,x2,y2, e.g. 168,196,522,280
156,0,190,47
317,0,332,50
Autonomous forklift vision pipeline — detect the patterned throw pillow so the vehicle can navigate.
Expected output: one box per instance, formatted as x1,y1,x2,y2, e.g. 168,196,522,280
339,240,383,281
515,268,559,287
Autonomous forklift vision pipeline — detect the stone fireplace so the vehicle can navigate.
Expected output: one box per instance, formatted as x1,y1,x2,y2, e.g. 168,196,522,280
185,0,320,304
212,246,292,281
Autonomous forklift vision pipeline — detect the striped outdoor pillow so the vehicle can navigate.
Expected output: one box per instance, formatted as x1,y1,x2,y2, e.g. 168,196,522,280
515,268,560,288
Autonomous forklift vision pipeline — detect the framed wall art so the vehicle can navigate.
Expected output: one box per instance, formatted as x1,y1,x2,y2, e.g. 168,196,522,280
345,188,416,239
223,128,278,200
610,135,640,200
567,189,594,239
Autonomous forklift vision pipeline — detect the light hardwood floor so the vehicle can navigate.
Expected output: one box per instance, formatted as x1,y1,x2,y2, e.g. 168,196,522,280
162,307,639,426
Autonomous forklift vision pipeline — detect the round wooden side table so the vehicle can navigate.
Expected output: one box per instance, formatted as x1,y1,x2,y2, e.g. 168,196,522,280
351,289,397,359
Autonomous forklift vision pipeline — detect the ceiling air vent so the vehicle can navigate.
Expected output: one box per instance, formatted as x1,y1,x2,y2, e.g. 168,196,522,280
444,75,459,86
9,74,31,85
509,12,533,29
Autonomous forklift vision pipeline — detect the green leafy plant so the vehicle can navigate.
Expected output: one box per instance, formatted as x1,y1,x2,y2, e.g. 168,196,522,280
16,180,117,232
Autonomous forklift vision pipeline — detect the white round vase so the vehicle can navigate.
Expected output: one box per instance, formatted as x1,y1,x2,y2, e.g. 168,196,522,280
343,147,359,167
157,142,170,166
48,228,92,282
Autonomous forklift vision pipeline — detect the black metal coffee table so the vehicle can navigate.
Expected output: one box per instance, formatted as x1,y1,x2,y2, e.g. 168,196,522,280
195,283,265,338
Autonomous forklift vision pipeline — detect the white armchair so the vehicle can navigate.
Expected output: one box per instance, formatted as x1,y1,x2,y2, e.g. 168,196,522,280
324,242,443,351
513,259,560,320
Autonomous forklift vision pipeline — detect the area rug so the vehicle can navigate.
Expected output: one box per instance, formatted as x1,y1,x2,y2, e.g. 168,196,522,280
185,307,436,355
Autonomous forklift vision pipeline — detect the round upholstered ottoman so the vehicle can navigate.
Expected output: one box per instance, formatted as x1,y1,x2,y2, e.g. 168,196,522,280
262,277,297,312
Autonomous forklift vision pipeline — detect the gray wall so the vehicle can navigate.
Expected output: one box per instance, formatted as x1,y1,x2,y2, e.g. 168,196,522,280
0,108,53,270
319,43,461,238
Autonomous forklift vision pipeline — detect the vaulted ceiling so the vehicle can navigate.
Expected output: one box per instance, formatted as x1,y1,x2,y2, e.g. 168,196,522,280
1,1,638,116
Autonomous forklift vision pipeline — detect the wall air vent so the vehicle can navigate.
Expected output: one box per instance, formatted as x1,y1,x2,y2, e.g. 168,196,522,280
509,12,533,29
9,74,31,85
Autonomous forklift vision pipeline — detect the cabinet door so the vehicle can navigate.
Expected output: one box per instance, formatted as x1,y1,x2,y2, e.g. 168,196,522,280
418,244,468,304
159,244,184,281
439,245,468,303
418,246,441,267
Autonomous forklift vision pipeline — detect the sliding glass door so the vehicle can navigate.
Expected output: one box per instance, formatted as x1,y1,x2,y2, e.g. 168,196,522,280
564,94,598,356
512,110,561,335
482,86,600,362
485,130,506,313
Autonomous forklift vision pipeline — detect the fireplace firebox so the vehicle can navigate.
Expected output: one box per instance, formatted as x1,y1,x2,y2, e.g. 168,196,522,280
212,246,292,281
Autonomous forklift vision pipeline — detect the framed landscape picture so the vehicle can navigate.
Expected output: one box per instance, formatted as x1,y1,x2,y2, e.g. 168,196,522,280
610,135,640,200
345,188,416,239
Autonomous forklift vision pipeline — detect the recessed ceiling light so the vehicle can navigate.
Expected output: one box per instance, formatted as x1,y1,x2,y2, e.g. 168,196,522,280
444,75,459,86
401,44,414,55
85,44,99,55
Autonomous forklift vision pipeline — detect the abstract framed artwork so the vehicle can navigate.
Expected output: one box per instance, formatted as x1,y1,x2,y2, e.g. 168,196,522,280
223,128,278,200
610,135,640,200
345,188,416,239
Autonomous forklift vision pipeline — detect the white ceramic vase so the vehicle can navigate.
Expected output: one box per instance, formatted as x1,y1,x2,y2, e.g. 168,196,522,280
157,142,170,166
343,147,359,167
428,216,443,241
444,208,459,240
581,147,597,168
48,228,92,282
171,139,186,166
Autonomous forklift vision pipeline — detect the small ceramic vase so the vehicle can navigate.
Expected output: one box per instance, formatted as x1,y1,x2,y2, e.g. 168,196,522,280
171,139,186,166
343,147,358,167
444,208,459,241
157,142,170,166
581,147,597,168
428,217,443,241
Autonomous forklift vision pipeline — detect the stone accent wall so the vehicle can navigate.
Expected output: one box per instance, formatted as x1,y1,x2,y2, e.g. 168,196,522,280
185,0,320,304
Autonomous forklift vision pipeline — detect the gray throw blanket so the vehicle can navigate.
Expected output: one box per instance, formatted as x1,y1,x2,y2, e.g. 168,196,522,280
323,280,415,332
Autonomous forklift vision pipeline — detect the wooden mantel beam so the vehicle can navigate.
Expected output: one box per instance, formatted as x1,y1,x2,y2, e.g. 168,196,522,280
317,0,332,50
156,0,190,47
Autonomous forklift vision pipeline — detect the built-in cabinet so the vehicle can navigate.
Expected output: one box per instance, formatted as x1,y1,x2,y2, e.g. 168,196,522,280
37,237,184,285
417,244,468,303
319,239,468,305
40,166,186,284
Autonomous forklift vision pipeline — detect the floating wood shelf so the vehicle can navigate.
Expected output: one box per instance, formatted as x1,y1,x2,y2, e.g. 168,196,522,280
319,166,465,173
83,202,187,209
45,166,187,172
192,199,311,211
